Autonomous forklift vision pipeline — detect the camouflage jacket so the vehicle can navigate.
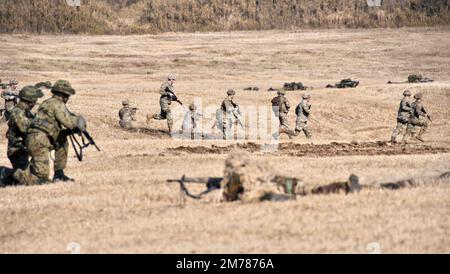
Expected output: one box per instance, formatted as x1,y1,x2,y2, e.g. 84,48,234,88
160,81,175,100
271,95,291,114
221,96,238,114
397,98,412,122
1,87,19,101
182,110,202,130
119,107,135,124
295,100,311,122
29,96,78,141
7,102,33,149
410,100,428,119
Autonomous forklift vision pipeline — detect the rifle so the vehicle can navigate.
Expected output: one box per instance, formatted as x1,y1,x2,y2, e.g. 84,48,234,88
68,129,101,161
167,175,222,206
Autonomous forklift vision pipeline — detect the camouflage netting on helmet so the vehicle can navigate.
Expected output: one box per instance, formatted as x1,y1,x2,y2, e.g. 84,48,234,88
220,150,296,202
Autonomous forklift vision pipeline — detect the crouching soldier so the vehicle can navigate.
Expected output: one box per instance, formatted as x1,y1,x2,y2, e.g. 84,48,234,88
119,99,137,129
13,80,86,185
7,86,44,170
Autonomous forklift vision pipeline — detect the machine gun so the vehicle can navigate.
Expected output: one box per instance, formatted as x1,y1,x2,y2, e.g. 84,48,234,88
67,129,101,161
167,175,223,206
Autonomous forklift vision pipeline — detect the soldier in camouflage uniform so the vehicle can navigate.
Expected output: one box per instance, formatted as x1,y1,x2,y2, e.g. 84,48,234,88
390,90,412,143
180,103,202,140
292,93,312,142
119,99,136,129
221,89,241,140
7,86,44,170
13,80,85,185
1,79,19,121
271,89,295,139
150,74,178,133
402,92,431,144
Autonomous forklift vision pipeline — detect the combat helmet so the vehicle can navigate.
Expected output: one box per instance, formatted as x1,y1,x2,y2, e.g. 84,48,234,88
189,103,196,111
167,74,176,81
302,93,311,99
122,99,129,106
51,80,75,96
19,86,44,102
277,89,286,95
227,89,235,96
403,90,411,97
414,92,423,100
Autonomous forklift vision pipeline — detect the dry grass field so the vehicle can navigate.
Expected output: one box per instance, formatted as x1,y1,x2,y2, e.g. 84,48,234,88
0,27,449,253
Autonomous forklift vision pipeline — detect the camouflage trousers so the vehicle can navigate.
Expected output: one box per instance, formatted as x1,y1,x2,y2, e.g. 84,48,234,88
403,117,428,142
222,117,233,140
391,121,408,142
153,97,173,130
7,144,29,170
1,100,15,122
13,131,69,186
294,120,311,139
119,120,133,129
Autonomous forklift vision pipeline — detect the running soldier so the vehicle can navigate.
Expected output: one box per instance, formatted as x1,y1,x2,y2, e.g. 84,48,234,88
402,92,431,143
391,90,412,143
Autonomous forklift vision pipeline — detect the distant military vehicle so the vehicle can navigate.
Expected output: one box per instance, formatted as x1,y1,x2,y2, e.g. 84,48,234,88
326,79,359,88
283,82,307,91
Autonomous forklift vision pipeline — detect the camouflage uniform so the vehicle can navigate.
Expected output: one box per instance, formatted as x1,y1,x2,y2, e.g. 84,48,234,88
221,89,240,140
271,90,295,138
1,80,19,121
402,93,430,143
293,94,312,139
6,86,44,170
391,90,412,143
13,80,81,185
181,103,202,139
152,76,177,132
119,100,135,129
213,108,224,134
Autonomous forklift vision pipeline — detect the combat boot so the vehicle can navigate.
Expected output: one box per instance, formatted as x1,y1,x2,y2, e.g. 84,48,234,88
53,170,75,183
415,129,426,142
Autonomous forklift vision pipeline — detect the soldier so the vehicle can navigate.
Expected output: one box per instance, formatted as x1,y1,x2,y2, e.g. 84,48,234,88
221,89,241,140
211,108,224,135
390,90,412,143
1,79,19,121
13,80,86,185
402,92,431,143
180,103,202,140
271,89,295,139
293,93,312,142
119,99,136,129
149,74,179,133
6,86,44,170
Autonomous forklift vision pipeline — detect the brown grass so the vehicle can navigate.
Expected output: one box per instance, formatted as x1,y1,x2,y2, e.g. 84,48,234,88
0,28,449,253
0,0,449,34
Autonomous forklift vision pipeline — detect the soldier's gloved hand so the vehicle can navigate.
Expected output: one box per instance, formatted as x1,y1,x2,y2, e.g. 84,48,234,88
76,115,87,132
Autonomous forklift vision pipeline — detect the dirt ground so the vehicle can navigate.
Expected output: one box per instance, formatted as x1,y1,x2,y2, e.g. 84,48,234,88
0,28,449,253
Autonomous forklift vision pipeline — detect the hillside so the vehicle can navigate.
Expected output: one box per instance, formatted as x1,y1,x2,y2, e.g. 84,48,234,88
0,0,449,34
